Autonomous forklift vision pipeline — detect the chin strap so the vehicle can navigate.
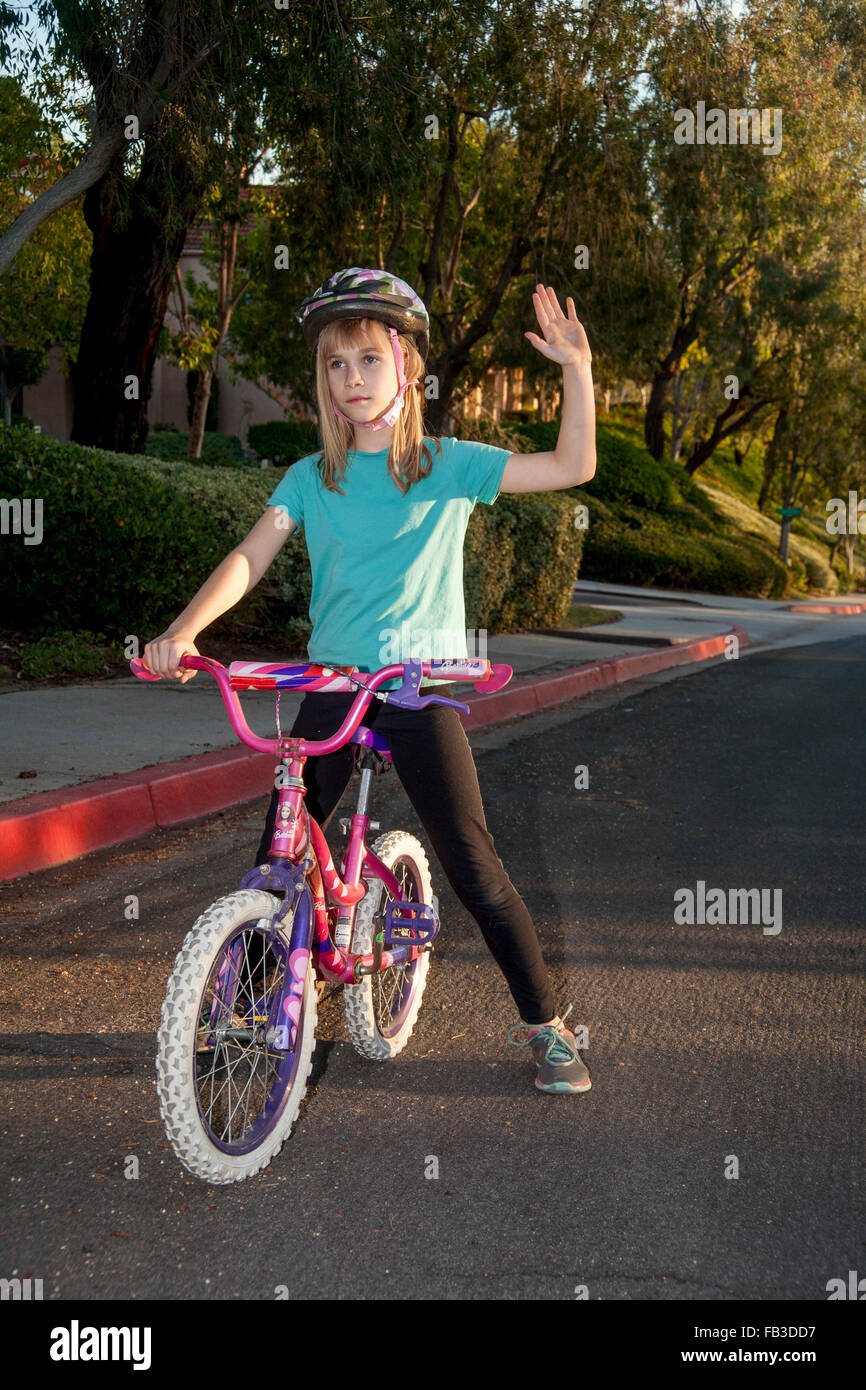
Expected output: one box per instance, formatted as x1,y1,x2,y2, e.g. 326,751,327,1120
330,325,419,431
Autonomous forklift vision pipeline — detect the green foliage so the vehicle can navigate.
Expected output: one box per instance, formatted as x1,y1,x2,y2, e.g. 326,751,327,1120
19,630,117,678
0,77,91,363
0,426,579,650
508,419,679,511
503,413,799,597
700,437,767,506
0,425,278,640
144,429,247,466
581,503,789,598
492,492,584,628
246,420,320,468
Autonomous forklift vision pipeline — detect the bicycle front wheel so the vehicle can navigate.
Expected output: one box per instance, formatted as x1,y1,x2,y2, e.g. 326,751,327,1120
156,889,317,1184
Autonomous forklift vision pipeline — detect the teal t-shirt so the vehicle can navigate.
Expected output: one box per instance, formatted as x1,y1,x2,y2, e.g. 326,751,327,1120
267,436,511,690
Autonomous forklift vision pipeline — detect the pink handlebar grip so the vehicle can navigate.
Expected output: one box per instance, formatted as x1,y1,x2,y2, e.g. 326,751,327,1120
130,657,161,681
473,663,512,694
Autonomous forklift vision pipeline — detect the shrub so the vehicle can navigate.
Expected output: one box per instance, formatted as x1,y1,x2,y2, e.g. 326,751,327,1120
246,420,319,468
145,429,247,466
0,426,284,640
491,491,584,628
507,418,678,510
0,425,580,650
803,554,834,591
581,507,788,597
19,629,118,678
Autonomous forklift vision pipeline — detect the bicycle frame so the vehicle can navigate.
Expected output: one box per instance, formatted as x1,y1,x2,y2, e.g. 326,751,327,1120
130,652,513,1060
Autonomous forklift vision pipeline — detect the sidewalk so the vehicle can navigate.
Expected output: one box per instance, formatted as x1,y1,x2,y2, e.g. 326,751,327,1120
4,579,861,880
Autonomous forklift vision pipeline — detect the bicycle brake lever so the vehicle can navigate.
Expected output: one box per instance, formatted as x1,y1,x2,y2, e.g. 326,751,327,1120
413,692,471,715
386,658,470,715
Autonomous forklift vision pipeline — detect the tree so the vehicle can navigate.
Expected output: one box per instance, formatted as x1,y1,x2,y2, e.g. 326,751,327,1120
159,102,282,457
0,74,90,410
639,0,866,482
0,0,278,276
227,0,662,434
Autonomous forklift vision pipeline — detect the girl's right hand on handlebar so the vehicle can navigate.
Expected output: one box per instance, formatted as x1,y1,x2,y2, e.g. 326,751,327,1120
142,631,201,682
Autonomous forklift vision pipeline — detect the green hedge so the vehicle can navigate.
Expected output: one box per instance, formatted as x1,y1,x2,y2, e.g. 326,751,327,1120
246,420,320,468
145,428,247,466
509,419,679,511
580,503,788,598
506,418,789,596
0,426,306,642
0,425,580,647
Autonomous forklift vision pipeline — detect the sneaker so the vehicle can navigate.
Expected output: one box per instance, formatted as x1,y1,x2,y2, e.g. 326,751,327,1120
507,1004,591,1093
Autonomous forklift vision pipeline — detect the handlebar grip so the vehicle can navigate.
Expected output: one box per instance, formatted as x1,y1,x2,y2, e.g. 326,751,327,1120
130,657,161,681
473,663,512,694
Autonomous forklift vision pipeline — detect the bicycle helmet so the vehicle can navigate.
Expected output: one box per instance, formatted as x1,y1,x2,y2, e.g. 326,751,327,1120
297,267,429,431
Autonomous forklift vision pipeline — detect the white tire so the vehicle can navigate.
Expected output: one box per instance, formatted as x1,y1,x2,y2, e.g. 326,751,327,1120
156,889,317,1184
343,831,433,1060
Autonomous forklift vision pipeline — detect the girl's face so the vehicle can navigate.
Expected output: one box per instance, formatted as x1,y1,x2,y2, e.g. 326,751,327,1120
326,328,398,425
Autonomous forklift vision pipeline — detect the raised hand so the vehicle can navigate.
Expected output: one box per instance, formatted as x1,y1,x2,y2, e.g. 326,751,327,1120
524,283,592,369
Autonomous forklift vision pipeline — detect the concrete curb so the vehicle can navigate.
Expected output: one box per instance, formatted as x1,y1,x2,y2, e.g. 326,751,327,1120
786,600,866,614
0,625,748,881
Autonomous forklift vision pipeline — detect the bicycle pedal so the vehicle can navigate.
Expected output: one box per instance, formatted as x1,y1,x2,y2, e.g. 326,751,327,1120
383,899,440,947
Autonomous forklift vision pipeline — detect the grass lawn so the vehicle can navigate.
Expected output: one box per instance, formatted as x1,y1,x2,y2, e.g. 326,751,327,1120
559,604,624,628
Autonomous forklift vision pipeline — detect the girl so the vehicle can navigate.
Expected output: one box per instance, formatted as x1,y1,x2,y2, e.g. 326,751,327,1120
144,266,597,1093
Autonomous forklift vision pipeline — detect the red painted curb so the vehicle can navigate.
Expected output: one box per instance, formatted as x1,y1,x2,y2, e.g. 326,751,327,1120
0,625,747,880
786,600,866,614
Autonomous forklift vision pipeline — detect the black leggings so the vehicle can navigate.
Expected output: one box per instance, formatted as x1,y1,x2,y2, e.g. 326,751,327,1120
254,691,556,1024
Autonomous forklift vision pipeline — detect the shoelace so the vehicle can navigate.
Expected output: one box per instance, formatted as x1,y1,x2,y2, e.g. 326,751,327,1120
507,1003,578,1065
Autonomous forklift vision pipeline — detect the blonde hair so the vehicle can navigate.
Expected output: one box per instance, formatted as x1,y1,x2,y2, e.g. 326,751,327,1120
313,316,441,493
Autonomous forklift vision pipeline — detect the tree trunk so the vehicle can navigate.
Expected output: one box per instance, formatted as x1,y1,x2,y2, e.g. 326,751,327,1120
684,393,767,476
188,367,215,457
757,406,788,511
644,362,676,460
71,135,213,453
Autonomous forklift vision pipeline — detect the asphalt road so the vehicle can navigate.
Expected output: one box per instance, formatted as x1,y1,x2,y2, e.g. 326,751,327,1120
1,635,863,1301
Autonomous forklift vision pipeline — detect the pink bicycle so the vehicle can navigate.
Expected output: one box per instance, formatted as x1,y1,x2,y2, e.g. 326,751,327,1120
130,653,512,1184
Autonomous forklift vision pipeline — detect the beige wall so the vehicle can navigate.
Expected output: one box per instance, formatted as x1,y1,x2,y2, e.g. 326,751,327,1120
20,247,312,445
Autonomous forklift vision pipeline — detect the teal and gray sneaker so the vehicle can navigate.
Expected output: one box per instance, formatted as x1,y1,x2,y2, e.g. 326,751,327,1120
507,1004,591,1093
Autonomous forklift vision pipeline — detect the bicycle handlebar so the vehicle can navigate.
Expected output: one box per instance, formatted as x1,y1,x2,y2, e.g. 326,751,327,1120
129,654,513,758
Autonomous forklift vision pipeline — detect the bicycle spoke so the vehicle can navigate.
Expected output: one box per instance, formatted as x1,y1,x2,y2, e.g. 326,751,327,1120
371,860,417,1033
193,926,291,1144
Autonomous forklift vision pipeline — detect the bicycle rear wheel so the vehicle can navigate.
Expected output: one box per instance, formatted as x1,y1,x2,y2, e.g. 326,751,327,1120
343,831,433,1060
156,889,316,1184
